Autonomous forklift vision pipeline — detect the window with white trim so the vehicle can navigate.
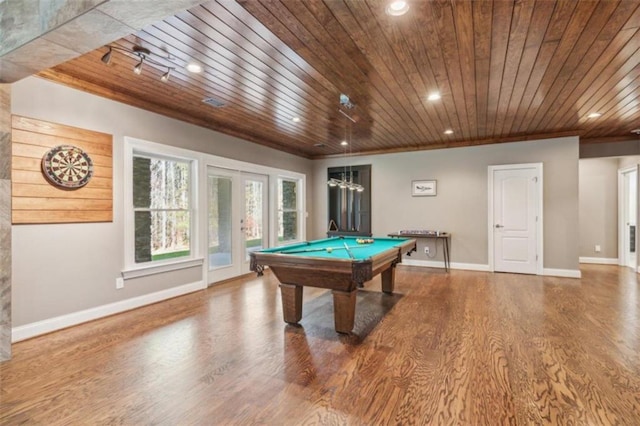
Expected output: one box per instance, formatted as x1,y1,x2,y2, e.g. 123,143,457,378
277,177,302,244
132,153,193,263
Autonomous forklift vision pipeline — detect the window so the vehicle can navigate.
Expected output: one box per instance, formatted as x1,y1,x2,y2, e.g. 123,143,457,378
132,154,192,263
124,137,303,278
278,177,301,243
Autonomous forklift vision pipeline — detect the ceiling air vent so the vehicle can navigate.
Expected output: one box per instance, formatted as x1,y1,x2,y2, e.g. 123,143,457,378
202,97,225,108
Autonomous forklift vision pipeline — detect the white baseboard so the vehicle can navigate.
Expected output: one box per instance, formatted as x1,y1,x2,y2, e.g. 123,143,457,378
543,268,581,279
450,262,491,272
400,258,491,272
401,258,581,278
579,257,618,265
12,280,205,342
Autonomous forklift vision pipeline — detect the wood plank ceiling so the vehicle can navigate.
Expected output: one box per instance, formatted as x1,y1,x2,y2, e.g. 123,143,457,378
39,0,640,159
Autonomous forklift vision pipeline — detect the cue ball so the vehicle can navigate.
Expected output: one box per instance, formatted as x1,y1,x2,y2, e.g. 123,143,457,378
326,248,333,253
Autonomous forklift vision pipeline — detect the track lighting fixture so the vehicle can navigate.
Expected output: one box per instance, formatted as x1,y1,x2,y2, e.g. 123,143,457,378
99,44,185,82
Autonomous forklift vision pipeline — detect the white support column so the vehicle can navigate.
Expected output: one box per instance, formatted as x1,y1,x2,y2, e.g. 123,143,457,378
0,83,11,361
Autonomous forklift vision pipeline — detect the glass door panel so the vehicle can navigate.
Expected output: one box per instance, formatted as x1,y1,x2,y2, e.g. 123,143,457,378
244,180,264,260
242,173,268,273
208,173,233,271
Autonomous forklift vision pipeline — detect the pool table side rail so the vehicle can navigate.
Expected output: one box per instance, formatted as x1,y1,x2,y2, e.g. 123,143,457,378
258,236,413,255
250,253,369,291
368,238,416,275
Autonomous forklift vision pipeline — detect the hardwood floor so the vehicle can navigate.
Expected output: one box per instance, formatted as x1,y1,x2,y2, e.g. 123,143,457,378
1,264,639,425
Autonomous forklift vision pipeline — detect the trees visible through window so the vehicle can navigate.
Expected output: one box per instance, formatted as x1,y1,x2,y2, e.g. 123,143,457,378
208,175,232,268
133,155,191,263
278,178,299,243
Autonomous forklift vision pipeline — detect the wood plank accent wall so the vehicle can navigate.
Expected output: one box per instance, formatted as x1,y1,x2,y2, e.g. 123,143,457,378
11,116,113,224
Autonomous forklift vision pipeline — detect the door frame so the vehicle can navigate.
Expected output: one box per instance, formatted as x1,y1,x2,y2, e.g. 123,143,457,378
617,165,638,269
487,163,544,274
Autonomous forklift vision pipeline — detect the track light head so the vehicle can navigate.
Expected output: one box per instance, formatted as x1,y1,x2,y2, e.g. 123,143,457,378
133,58,143,75
161,68,171,82
101,48,112,65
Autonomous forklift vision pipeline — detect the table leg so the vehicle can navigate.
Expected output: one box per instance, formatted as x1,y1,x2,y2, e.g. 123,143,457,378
280,283,303,324
332,289,357,333
444,237,450,272
381,266,395,293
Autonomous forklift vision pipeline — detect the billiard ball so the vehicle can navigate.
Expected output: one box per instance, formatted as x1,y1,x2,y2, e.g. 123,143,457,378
326,247,333,253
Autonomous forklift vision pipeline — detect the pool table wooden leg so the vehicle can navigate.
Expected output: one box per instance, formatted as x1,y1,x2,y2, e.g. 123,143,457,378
280,284,302,324
332,289,357,333
381,266,395,294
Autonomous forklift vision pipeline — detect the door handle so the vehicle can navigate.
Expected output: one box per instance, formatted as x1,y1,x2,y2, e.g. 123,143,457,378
495,224,504,228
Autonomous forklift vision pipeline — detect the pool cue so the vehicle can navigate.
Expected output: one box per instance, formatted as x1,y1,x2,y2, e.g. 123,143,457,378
280,247,328,254
281,245,367,255
343,241,355,259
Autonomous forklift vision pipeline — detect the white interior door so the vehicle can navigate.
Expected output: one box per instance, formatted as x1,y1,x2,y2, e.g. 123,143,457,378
491,165,541,274
622,168,637,268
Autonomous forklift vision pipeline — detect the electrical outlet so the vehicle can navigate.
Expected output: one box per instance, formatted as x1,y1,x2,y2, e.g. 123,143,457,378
424,247,430,255
595,245,601,253
116,277,124,289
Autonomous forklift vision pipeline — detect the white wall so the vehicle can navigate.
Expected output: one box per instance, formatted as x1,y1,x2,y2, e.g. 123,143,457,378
312,137,580,272
11,77,313,330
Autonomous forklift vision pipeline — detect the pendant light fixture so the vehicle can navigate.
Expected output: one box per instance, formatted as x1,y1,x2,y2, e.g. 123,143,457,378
327,95,364,192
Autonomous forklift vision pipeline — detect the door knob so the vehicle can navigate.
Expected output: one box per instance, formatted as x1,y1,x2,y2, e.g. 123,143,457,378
495,224,504,228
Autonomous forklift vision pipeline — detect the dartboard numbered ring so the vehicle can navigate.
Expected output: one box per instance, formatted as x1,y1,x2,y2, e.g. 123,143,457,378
42,145,94,189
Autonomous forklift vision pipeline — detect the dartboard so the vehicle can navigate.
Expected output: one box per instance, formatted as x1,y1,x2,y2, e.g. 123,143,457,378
41,145,94,189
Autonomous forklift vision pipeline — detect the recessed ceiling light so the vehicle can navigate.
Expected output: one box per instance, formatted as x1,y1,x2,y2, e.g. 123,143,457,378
444,129,454,135
427,92,441,101
386,0,409,16
292,117,301,123
587,112,602,118
186,63,202,73
341,141,349,146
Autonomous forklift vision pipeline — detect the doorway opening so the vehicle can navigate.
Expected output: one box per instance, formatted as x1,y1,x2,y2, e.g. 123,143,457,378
618,166,637,269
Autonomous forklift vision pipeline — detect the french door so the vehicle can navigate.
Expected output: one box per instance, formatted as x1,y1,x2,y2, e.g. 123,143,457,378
207,166,268,284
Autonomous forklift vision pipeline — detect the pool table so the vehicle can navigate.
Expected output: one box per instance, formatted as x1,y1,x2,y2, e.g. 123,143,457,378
250,236,417,333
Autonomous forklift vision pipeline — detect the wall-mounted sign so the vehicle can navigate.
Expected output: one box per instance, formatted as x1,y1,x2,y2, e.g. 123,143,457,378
41,145,94,189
